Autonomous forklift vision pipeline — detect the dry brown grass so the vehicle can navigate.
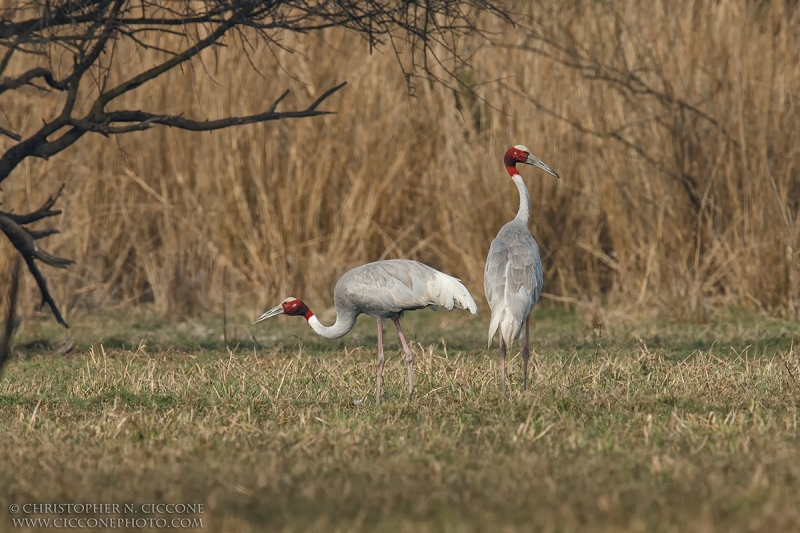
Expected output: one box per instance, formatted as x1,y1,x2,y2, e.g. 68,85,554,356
0,0,799,322
1,310,800,532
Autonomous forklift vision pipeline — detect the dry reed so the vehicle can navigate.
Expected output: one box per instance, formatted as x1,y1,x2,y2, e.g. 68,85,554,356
1,0,798,324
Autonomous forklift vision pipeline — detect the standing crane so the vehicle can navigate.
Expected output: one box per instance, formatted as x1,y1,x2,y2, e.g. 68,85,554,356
254,259,477,403
485,145,560,392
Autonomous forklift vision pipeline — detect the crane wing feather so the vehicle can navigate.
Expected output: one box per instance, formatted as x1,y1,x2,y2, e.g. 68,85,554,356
334,259,477,319
484,222,543,347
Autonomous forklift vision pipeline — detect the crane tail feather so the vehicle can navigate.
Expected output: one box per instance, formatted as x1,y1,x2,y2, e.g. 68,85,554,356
487,307,523,348
488,311,501,347
428,270,478,315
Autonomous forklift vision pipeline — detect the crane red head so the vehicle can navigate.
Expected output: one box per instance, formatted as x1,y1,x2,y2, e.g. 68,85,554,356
504,144,560,180
253,297,314,324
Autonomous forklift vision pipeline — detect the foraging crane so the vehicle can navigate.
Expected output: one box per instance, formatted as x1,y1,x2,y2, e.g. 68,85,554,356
485,145,559,392
254,259,477,403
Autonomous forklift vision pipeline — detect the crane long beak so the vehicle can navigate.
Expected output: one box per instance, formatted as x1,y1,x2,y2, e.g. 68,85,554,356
253,305,284,324
526,154,560,179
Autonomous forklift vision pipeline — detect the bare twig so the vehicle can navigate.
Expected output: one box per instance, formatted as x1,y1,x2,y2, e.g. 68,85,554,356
0,185,72,327
0,125,20,141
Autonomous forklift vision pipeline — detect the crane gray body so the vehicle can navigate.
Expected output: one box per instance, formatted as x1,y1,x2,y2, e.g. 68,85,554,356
334,259,477,325
484,219,543,347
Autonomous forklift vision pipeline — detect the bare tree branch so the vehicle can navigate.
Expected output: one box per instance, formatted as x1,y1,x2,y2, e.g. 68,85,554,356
499,7,741,213
0,0,511,326
0,255,21,378
92,11,236,112
64,82,346,135
0,67,70,93
499,80,703,211
0,185,72,327
3,184,66,224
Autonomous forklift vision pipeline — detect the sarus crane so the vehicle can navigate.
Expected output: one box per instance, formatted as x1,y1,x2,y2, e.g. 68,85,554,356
254,259,477,403
485,145,559,392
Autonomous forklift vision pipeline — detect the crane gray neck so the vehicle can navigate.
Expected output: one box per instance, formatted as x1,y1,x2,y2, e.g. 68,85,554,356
307,307,358,339
511,173,530,223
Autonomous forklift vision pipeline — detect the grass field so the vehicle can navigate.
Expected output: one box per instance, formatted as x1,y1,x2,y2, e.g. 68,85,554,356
2,308,800,532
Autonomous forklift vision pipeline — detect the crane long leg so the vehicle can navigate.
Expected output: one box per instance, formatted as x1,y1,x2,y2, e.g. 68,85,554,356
392,317,415,397
522,316,530,391
376,320,385,404
500,336,507,394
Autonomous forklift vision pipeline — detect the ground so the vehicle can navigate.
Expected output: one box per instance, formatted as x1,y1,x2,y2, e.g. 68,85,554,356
1,307,799,532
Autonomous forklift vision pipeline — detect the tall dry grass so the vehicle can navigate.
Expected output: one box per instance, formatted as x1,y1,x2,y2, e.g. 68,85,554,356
1,0,799,323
